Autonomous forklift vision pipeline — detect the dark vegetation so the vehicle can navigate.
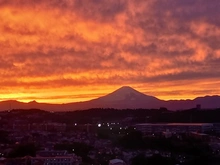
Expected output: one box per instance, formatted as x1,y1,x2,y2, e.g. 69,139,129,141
132,153,178,165
1,108,220,124
117,130,220,165
0,130,10,143
7,143,38,158
183,155,220,165
1,108,220,164
118,130,211,156
54,142,93,160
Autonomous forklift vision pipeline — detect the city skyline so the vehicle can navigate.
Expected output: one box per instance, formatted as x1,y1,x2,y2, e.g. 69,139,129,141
1,0,220,103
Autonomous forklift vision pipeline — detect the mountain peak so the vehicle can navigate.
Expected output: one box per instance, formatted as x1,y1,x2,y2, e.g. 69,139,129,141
116,86,138,92
96,86,158,102
112,86,141,96
28,100,38,104
119,86,134,89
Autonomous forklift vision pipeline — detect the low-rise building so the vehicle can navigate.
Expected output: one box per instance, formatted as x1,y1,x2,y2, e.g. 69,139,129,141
135,123,213,134
109,159,126,165
31,155,81,165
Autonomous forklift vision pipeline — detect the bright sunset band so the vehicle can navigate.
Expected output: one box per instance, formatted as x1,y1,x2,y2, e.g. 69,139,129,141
0,0,220,103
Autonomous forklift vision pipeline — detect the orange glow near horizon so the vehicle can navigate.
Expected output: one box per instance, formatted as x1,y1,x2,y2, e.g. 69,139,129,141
1,79,220,103
0,1,220,103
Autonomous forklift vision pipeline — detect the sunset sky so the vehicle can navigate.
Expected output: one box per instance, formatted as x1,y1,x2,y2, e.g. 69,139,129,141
1,0,220,103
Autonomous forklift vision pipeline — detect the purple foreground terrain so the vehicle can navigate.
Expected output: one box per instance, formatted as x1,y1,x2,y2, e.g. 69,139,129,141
0,86,220,111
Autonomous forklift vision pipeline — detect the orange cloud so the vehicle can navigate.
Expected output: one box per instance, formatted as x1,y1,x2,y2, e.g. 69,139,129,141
0,0,220,103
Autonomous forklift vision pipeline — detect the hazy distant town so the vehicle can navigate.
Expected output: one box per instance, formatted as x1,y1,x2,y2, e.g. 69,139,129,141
0,106,220,165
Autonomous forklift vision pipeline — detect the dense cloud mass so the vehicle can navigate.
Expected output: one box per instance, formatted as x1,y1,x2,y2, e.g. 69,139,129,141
0,0,220,103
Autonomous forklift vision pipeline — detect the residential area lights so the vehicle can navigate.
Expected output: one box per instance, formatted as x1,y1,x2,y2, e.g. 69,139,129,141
99,122,120,126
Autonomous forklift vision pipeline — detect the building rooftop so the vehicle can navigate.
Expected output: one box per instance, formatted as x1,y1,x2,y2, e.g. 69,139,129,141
135,123,213,126
109,158,124,164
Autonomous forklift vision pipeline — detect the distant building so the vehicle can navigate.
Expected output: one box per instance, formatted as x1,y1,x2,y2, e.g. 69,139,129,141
46,123,66,132
213,123,220,133
31,156,81,165
190,132,209,141
36,150,68,157
72,124,97,134
86,124,98,134
109,159,126,165
135,123,213,134
163,130,172,138
12,123,67,132
5,152,81,165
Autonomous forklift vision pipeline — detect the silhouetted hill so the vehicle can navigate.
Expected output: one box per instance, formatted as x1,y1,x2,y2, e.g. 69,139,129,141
83,86,163,109
0,86,220,111
2,108,220,124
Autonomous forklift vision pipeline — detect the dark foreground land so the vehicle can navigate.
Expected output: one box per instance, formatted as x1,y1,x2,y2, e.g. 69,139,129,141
0,108,220,165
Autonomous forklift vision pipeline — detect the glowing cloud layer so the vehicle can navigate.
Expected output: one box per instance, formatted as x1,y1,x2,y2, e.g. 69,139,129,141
0,0,220,103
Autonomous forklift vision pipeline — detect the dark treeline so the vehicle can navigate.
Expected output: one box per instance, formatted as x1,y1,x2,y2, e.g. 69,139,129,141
118,130,211,155
1,108,220,124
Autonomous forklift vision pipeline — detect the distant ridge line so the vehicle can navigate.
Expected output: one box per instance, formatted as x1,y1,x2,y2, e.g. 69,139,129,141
0,86,220,111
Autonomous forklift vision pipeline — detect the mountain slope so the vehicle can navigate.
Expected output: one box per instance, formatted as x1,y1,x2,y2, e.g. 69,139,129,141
88,86,163,109
96,86,159,102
